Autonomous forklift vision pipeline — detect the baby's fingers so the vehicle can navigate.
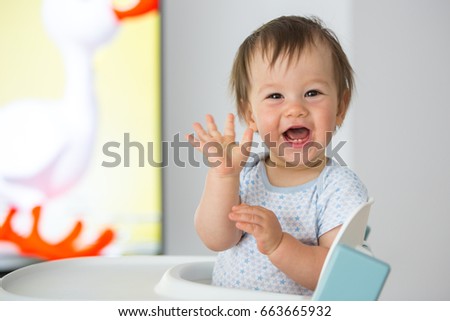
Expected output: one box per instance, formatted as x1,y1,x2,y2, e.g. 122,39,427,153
223,113,236,138
205,114,221,138
192,122,212,142
186,133,203,152
234,221,257,235
241,127,254,145
240,127,254,157
229,210,263,226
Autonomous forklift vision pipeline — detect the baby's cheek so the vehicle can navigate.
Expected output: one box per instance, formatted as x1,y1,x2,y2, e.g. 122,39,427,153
260,130,279,146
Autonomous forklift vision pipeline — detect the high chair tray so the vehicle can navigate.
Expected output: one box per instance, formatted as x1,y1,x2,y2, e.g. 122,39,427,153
0,255,303,301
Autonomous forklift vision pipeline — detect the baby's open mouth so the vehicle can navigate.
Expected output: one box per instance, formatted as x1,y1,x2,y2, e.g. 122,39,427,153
282,127,310,147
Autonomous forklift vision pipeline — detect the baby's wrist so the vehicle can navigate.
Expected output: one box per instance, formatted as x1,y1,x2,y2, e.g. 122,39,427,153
207,167,242,179
267,232,285,257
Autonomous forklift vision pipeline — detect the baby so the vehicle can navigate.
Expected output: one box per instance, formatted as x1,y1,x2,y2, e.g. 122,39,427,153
188,16,368,296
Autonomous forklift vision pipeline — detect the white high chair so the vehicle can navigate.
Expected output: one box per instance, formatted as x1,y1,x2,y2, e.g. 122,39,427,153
0,199,390,300
155,198,390,301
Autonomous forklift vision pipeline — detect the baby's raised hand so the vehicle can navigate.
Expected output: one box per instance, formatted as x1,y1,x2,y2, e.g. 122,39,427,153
228,204,283,255
187,114,253,177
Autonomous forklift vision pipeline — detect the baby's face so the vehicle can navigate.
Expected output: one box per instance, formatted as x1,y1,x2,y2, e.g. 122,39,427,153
245,43,345,167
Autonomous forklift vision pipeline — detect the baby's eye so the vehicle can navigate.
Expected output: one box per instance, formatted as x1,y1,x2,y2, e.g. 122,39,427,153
305,90,321,97
266,93,283,99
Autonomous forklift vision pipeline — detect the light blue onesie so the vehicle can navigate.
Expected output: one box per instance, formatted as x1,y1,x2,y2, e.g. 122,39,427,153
212,155,368,296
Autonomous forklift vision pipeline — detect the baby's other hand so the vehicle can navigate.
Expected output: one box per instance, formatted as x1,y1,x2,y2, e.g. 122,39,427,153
187,114,253,177
229,204,283,255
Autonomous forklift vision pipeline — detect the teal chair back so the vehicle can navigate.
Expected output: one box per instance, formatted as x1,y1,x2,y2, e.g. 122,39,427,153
312,199,391,301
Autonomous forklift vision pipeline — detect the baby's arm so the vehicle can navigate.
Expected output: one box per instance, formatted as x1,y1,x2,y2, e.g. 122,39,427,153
194,170,242,251
229,204,339,291
268,226,339,291
189,114,254,251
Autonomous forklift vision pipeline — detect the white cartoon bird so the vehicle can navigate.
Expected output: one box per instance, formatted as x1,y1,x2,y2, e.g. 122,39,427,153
0,0,158,260
0,0,157,211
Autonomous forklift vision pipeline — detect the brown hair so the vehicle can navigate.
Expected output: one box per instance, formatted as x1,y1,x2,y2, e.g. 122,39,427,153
230,16,354,122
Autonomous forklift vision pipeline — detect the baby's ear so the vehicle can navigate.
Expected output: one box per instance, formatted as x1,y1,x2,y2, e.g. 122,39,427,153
336,90,350,127
244,107,258,132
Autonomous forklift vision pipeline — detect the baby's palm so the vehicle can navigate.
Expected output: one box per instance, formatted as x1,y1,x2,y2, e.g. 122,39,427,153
188,114,253,177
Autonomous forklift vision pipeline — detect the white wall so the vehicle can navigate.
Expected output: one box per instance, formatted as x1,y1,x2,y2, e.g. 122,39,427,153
162,0,450,300
351,0,450,300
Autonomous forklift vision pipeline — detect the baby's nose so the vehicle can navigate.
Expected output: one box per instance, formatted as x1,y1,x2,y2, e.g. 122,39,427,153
284,101,308,118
